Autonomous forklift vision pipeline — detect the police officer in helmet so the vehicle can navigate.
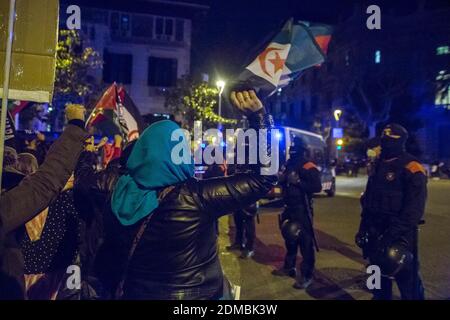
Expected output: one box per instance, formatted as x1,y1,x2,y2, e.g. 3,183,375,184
272,137,322,289
356,123,427,300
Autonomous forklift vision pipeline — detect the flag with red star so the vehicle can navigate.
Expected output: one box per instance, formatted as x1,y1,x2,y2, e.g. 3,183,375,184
238,19,332,96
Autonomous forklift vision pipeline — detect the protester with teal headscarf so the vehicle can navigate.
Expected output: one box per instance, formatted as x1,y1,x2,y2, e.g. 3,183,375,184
111,120,194,226
98,91,276,300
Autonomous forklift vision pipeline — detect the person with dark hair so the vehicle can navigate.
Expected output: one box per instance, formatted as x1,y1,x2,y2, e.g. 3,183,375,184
272,137,322,290
0,104,88,300
356,123,427,300
17,153,39,176
1,147,25,193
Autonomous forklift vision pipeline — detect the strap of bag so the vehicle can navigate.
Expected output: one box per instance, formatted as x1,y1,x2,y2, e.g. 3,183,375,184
115,185,175,299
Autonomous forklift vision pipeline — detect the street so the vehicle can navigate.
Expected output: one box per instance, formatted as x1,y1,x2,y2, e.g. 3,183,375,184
218,176,450,300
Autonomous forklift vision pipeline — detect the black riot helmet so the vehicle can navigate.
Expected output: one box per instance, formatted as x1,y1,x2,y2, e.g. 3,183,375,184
289,137,308,160
281,219,302,242
380,123,408,159
376,243,413,278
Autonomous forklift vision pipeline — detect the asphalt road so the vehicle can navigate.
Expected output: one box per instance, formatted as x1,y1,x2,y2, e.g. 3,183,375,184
218,176,450,300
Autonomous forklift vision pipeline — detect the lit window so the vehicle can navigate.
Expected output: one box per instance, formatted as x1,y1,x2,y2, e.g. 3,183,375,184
375,50,381,64
436,46,449,55
435,70,450,108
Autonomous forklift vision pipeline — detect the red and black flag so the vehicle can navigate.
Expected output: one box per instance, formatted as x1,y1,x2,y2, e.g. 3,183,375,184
86,83,145,142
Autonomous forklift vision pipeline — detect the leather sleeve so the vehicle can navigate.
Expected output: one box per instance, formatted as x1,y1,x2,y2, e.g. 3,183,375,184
195,110,277,219
0,124,88,234
195,173,275,219
74,152,120,224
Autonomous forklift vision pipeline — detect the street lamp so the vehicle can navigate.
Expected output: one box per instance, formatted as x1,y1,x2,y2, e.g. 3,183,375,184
333,109,342,122
216,80,226,129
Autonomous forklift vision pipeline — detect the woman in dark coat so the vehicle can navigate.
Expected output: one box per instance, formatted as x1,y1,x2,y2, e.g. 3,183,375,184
97,90,276,300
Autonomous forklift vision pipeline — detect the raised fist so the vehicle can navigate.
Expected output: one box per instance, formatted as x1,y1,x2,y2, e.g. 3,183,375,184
230,90,263,115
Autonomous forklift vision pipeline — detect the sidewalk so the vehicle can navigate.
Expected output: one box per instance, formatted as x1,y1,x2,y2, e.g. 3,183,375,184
217,211,373,300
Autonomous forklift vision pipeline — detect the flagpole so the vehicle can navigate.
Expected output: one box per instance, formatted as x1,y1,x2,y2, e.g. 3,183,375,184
0,0,17,189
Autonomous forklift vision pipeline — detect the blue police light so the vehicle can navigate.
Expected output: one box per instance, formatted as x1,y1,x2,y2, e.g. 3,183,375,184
275,131,283,140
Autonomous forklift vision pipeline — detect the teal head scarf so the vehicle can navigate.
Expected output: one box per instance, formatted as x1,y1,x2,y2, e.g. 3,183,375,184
111,120,194,225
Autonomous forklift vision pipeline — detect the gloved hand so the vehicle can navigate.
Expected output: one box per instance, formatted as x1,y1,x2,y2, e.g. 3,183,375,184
65,104,86,123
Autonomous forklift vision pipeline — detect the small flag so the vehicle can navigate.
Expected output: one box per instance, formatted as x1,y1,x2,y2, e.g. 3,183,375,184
238,19,332,96
8,100,32,116
86,83,145,142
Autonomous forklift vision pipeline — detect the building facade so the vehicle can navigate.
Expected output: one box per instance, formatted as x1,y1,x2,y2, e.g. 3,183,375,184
269,0,450,161
61,0,209,115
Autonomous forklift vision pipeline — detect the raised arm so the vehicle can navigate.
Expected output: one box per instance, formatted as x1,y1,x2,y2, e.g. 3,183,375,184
195,90,277,219
0,105,88,234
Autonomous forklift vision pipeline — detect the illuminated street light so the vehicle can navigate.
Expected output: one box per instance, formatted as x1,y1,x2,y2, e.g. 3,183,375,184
334,109,343,122
216,80,226,129
216,80,226,95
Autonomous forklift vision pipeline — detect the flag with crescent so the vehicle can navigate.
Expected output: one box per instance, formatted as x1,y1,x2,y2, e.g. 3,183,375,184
238,19,332,96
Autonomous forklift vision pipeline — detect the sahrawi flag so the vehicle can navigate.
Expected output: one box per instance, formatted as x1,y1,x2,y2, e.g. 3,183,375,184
86,83,145,142
239,19,332,96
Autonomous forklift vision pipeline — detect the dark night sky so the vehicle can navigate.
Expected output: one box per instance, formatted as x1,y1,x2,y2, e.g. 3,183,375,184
192,0,449,79
192,0,354,78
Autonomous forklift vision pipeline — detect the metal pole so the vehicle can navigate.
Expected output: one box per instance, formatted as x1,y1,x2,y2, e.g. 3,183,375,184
0,0,17,190
218,93,222,130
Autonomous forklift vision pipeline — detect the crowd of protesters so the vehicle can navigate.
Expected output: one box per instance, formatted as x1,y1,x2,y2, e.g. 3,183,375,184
0,90,275,300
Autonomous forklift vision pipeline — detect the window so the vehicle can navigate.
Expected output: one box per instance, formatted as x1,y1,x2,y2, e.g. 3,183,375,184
155,17,164,36
436,46,449,55
110,12,130,37
132,15,153,37
435,70,450,108
110,12,119,34
120,14,130,36
165,19,173,36
148,57,178,87
375,50,381,63
103,51,133,84
175,19,184,41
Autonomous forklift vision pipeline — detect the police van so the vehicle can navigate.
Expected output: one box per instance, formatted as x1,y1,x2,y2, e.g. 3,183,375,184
268,126,336,198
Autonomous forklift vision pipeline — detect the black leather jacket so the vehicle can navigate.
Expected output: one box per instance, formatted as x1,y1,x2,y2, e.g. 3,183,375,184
82,112,276,299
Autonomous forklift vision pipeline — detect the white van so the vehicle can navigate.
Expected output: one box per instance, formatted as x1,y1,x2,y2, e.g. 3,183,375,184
268,126,336,197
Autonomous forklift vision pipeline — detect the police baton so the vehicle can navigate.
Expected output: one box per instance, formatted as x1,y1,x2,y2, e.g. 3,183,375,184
303,193,320,252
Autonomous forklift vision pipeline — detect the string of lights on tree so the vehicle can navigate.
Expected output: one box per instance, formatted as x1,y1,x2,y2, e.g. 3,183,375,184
183,83,237,125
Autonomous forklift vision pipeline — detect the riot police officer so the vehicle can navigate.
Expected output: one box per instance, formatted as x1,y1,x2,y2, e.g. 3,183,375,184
272,137,322,289
356,123,427,300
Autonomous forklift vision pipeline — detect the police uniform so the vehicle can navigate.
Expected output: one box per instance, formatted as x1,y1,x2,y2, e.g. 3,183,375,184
358,124,427,300
233,203,257,258
275,142,322,286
